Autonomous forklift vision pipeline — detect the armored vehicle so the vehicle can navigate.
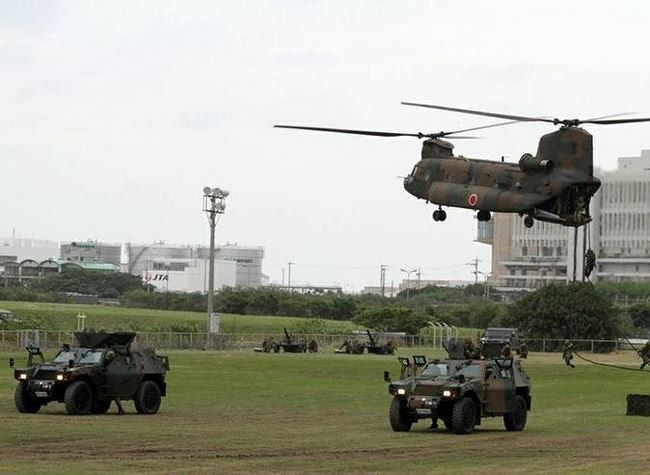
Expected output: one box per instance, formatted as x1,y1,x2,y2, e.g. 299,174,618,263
384,340,531,434
11,331,169,415
481,327,523,358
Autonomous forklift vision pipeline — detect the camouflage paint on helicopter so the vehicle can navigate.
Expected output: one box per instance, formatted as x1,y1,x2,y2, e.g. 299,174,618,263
404,126,601,227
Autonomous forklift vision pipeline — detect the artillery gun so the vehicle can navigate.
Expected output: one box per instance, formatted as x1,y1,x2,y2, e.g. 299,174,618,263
364,330,396,355
384,338,532,434
11,331,169,415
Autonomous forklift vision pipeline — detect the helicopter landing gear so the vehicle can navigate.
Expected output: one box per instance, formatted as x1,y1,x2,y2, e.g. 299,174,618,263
477,210,491,222
524,215,534,228
433,208,447,222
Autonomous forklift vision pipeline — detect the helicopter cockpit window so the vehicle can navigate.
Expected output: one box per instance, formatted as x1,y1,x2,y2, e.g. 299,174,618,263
413,166,427,180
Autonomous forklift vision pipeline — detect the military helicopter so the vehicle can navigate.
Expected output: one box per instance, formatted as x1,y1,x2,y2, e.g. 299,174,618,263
275,103,650,228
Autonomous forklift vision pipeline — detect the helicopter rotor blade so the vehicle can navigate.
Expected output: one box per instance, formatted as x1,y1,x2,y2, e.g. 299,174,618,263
582,117,650,125
273,125,423,138
401,102,554,123
583,112,633,121
443,120,522,135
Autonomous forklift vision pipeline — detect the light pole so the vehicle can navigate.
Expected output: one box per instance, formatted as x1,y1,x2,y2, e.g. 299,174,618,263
203,186,229,335
400,268,417,300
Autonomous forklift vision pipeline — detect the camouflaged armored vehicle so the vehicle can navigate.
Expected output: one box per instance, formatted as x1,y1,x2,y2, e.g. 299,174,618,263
11,331,169,415
384,339,531,434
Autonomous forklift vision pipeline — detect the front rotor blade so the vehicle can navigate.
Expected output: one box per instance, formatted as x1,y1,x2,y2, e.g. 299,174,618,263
273,125,422,138
444,120,521,135
401,102,554,123
441,135,481,139
583,117,650,125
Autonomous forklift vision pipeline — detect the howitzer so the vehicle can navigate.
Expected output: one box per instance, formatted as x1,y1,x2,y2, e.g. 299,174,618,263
366,330,377,347
283,328,294,344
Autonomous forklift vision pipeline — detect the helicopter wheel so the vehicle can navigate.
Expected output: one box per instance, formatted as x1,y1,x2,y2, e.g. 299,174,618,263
477,210,491,222
433,209,446,222
524,216,534,228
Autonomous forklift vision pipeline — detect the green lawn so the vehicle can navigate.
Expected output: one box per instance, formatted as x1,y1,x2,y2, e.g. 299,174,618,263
0,301,361,334
1,350,649,473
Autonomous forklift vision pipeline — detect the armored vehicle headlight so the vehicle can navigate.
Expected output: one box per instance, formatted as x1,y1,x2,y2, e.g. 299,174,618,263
442,390,454,397
397,388,406,395
19,373,28,380
56,374,65,381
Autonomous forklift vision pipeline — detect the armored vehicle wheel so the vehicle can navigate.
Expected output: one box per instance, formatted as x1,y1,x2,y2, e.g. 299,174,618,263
134,380,162,414
64,381,93,415
451,397,477,434
389,398,412,432
91,400,112,414
503,395,528,431
14,382,41,413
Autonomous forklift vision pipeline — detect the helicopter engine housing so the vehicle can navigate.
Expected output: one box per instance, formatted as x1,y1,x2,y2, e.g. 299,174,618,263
519,153,554,172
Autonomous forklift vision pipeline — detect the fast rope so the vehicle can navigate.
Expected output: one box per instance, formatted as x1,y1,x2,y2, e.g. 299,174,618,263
572,350,647,372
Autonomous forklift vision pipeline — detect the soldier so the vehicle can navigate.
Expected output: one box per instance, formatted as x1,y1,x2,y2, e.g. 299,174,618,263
639,341,650,370
519,342,529,359
463,339,477,359
501,344,512,359
562,340,575,368
114,397,125,415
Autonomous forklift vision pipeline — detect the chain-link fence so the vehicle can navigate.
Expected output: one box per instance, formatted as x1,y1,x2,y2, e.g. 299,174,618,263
0,330,632,353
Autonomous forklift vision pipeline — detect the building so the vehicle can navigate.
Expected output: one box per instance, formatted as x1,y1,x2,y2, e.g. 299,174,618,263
60,241,122,265
126,242,266,291
479,149,650,287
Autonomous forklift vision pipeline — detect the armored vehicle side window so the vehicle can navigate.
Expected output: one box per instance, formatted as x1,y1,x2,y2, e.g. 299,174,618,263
79,350,103,364
455,364,481,378
421,363,448,377
53,350,78,363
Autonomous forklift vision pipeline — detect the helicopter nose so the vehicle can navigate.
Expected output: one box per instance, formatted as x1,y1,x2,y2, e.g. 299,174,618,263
403,175,415,193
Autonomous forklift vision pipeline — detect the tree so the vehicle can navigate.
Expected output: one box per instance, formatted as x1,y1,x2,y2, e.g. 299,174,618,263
628,303,650,329
507,283,620,340
353,306,428,334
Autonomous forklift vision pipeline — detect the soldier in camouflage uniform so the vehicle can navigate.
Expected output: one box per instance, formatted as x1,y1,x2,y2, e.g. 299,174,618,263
501,344,512,359
562,340,575,368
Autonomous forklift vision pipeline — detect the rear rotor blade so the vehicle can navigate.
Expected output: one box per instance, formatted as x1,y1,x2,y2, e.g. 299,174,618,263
273,125,423,138
401,102,554,123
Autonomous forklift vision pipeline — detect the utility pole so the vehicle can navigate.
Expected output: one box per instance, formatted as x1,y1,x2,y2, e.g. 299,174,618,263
288,262,294,292
400,268,417,300
203,186,228,341
467,257,481,284
380,264,387,297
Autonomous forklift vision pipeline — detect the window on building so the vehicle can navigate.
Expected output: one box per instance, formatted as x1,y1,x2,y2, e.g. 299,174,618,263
542,247,553,257
521,246,527,257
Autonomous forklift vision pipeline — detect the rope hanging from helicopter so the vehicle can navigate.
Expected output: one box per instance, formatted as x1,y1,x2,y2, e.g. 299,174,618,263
572,337,648,372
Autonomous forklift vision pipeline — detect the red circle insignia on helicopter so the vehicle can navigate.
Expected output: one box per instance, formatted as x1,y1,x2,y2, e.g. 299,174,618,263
468,193,478,207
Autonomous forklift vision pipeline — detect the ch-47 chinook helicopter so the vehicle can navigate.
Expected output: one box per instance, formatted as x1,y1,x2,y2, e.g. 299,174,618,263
275,103,650,228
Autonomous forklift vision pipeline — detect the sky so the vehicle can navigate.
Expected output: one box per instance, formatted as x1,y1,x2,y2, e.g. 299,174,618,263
2,0,650,291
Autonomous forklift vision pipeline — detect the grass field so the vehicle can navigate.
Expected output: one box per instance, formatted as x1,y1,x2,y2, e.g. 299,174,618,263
1,349,650,474
0,301,362,334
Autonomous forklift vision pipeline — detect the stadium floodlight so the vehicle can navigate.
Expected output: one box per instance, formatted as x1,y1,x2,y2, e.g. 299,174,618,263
202,185,229,343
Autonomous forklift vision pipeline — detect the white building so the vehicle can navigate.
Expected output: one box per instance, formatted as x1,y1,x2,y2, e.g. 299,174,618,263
127,242,266,292
479,149,650,287
0,238,59,263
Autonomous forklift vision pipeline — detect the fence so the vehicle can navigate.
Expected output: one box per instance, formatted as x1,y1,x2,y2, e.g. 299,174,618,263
0,330,634,353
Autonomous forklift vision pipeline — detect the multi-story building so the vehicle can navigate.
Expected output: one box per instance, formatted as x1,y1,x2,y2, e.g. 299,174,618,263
60,240,122,265
479,150,650,287
125,242,266,291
